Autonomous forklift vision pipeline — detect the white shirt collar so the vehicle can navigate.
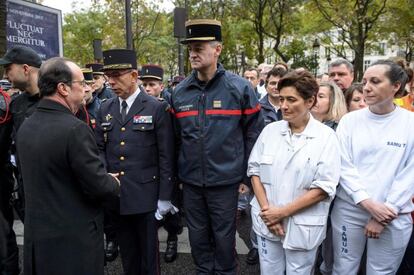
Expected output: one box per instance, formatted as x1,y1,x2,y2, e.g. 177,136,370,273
280,114,319,138
119,86,141,114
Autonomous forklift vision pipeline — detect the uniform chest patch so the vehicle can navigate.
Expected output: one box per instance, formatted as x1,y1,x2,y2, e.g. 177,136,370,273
213,100,222,109
133,115,153,124
178,104,193,111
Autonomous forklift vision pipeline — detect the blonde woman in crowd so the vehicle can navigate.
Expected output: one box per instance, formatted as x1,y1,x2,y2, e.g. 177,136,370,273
311,81,348,130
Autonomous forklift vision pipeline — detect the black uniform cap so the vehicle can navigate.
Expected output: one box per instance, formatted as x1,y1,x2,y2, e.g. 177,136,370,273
85,63,104,75
102,49,137,71
181,19,222,44
140,64,163,81
0,45,42,68
81,68,94,83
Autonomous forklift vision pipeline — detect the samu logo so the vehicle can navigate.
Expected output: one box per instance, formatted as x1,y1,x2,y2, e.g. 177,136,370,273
387,141,406,148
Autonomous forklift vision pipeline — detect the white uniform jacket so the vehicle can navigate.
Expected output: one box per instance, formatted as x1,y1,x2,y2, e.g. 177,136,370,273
247,116,340,250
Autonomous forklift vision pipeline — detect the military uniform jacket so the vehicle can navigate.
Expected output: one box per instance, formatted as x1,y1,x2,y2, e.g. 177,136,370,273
171,64,264,187
16,99,120,275
95,89,175,215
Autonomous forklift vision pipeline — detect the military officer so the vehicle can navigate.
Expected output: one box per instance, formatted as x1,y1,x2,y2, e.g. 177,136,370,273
95,49,176,275
85,63,115,101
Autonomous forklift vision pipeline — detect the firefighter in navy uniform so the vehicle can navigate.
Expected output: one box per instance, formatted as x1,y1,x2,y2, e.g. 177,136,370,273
95,49,176,275
0,46,42,275
140,64,183,263
85,63,115,101
171,19,264,274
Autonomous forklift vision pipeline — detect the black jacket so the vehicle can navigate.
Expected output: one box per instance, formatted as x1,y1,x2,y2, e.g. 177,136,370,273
259,94,282,125
16,99,119,275
95,89,175,215
171,64,264,187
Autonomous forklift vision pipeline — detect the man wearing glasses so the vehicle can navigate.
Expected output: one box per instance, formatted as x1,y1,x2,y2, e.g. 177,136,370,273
95,49,176,275
16,57,120,275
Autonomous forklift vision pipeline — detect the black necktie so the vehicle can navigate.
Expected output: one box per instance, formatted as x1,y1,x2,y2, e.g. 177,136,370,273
121,100,128,122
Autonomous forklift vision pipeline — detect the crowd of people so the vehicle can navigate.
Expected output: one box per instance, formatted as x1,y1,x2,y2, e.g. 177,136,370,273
0,17,413,275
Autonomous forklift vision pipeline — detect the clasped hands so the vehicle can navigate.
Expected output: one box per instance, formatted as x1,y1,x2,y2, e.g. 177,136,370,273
360,199,398,239
260,205,287,237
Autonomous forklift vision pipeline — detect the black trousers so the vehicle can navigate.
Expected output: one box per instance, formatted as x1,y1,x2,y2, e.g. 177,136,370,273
103,197,120,243
0,163,19,275
118,212,160,275
183,183,239,275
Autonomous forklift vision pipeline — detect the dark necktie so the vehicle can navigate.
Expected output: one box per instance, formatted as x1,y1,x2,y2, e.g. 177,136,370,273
121,100,128,122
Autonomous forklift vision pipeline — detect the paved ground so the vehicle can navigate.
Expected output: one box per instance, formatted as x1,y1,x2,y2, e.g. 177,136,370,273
13,210,261,275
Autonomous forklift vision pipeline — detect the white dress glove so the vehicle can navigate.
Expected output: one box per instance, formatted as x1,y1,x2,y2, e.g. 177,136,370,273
154,200,179,220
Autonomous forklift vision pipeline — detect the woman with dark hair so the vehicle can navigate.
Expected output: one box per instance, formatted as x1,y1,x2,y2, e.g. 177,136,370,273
344,83,367,112
247,70,340,274
311,81,348,130
332,60,414,274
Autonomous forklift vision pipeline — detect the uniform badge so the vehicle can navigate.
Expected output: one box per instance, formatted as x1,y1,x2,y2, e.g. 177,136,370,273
105,113,113,122
133,115,153,124
213,100,222,109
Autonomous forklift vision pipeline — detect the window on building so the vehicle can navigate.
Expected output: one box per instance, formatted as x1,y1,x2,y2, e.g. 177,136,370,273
364,60,371,71
379,43,386,55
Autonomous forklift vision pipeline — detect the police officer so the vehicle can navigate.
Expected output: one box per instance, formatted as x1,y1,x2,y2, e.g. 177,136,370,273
0,45,42,275
85,63,115,101
171,19,264,274
95,49,176,275
140,64,183,263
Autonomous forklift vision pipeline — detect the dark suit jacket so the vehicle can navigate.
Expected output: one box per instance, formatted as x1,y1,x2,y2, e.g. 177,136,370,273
95,89,175,215
16,99,119,275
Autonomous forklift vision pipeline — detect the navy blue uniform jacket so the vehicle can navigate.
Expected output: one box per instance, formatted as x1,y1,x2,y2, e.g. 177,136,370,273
95,89,175,215
171,64,264,187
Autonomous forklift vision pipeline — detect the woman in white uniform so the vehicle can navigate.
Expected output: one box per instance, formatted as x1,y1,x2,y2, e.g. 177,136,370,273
332,60,414,275
247,70,341,274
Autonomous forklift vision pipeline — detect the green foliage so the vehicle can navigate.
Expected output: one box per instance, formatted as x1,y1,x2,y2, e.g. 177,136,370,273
61,0,412,77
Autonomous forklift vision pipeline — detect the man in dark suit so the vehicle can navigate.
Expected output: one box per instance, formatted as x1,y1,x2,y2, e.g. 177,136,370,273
95,49,175,275
16,57,120,275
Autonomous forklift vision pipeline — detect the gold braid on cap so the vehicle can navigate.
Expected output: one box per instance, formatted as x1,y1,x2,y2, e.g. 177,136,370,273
103,63,133,70
185,19,221,27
